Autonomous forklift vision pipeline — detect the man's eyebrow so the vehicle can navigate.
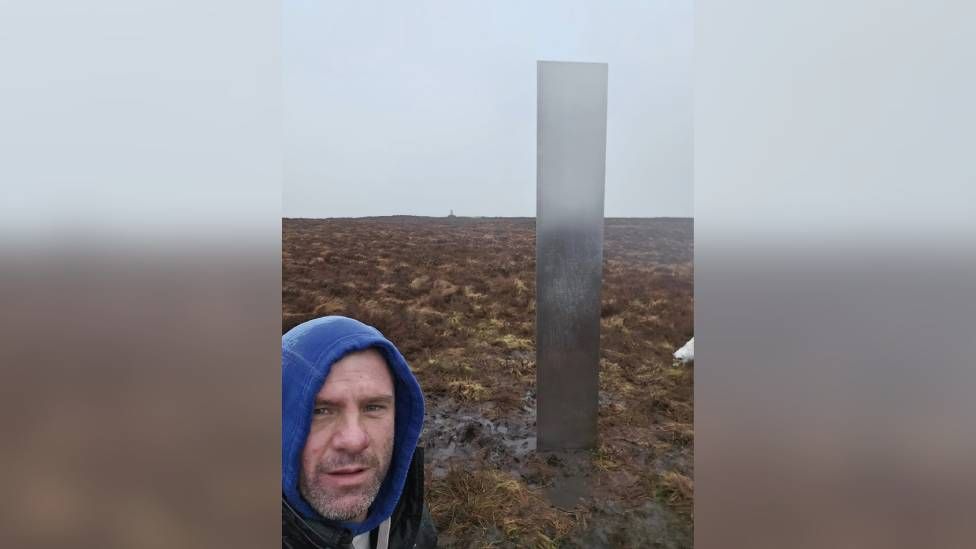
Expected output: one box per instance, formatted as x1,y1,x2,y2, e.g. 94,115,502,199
314,395,394,406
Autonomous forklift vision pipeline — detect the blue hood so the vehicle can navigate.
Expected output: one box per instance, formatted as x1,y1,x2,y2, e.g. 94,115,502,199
282,316,425,536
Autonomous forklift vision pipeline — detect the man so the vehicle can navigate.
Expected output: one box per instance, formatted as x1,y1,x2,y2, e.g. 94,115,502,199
282,316,437,548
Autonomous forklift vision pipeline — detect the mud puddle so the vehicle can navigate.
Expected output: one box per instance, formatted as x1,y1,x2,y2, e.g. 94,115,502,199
420,392,691,547
422,389,538,481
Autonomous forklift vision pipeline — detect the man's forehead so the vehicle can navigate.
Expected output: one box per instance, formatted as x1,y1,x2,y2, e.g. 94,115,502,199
317,348,394,396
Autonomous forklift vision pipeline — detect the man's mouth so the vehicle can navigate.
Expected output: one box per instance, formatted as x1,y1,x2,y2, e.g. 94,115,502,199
327,467,368,476
321,466,372,487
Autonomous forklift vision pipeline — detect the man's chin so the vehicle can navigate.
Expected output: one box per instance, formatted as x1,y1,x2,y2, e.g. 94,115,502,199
302,483,376,522
314,495,371,522
300,465,388,522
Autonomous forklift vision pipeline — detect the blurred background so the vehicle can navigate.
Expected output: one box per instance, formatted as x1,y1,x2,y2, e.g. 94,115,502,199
0,1,281,547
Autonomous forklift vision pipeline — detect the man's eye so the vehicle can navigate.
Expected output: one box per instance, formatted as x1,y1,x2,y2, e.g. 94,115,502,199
364,404,387,413
312,407,333,417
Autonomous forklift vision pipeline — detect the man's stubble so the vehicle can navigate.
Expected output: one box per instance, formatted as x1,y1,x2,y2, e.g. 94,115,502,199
300,438,395,522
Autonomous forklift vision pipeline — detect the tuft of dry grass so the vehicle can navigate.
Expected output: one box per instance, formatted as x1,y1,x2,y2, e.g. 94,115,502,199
447,380,490,401
593,443,625,472
647,471,694,519
428,468,577,549
312,296,345,316
496,333,532,351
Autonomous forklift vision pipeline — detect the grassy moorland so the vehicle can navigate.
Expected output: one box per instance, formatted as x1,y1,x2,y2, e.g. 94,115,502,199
283,217,694,548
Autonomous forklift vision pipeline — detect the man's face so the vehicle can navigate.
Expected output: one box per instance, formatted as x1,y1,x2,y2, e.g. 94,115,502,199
300,348,395,523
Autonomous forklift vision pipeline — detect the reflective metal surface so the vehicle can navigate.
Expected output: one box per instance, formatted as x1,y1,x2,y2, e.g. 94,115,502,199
536,61,608,450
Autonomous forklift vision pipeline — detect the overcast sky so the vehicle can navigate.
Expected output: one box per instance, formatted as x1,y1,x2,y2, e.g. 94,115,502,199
284,1,692,218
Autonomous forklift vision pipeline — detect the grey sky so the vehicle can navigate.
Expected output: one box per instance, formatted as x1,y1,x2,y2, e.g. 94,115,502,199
284,1,692,218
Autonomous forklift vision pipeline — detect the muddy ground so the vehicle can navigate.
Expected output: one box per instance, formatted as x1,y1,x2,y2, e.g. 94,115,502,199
283,217,694,548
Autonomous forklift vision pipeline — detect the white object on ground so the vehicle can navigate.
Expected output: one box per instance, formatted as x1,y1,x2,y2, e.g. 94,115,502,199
674,337,694,363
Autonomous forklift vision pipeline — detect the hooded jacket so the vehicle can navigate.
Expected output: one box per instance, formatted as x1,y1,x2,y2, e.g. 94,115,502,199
282,316,436,548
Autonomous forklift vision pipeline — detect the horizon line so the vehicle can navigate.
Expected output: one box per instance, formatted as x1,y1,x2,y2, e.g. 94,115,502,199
282,215,694,220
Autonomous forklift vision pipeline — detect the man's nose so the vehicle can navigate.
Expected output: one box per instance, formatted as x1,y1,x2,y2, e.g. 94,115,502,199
331,414,369,453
